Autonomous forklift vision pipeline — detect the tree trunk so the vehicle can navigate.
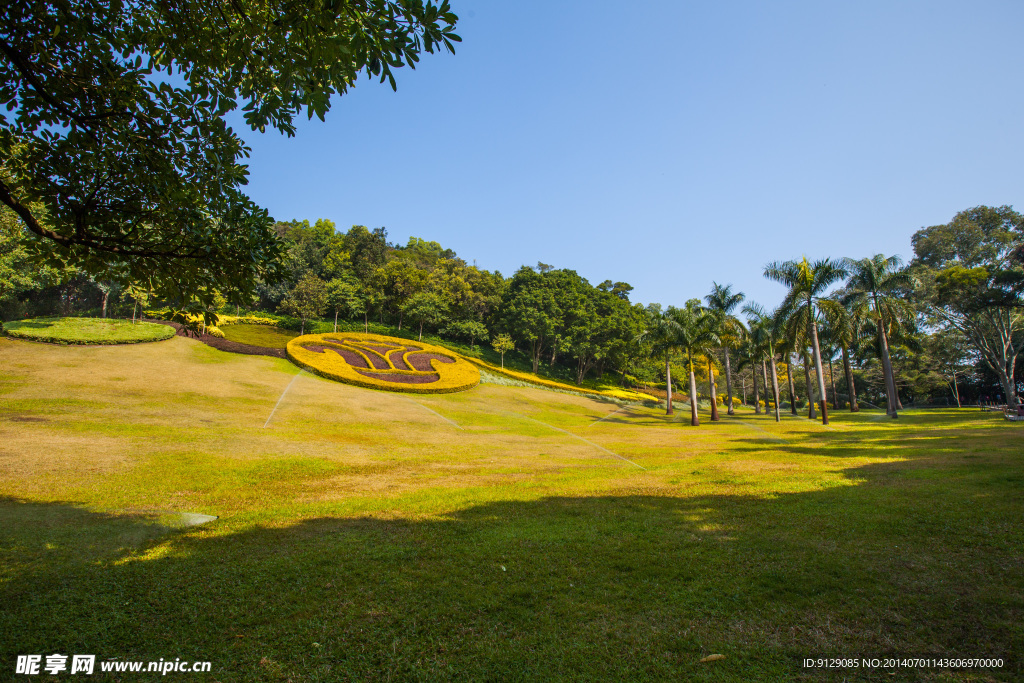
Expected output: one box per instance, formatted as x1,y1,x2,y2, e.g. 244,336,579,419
300,320,305,335
809,318,830,425
665,352,674,416
787,356,797,415
724,348,735,415
531,340,541,374
364,311,368,334
761,359,771,415
334,310,339,333
842,346,858,411
876,319,899,417
500,351,505,370
709,358,719,421
398,310,403,330
952,372,961,408
101,289,109,318
828,356,838,411
419,321,423,341
688,351,699,426
753,370,761,414
132,300,138,325
769,354,781,423
804,351,817,419
550,344,558,367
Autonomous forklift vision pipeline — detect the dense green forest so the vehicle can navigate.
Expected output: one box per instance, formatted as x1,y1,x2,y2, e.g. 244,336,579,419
2,206,1023,417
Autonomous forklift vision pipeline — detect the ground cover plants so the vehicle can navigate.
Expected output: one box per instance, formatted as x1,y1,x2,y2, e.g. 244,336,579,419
1,334,1021,681
2,317,175,345
287,332,481,393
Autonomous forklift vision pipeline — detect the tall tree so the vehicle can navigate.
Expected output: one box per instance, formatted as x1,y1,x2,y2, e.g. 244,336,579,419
912,206,1024,406
643,304,683,415
744,303,783,422
840,255,916,416
668,300,721,427
0,1,459,311
705,282,745,416
765,257,847,425
280,273,327,335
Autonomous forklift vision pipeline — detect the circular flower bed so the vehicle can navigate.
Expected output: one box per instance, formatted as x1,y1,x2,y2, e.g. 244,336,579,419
286,333,480,394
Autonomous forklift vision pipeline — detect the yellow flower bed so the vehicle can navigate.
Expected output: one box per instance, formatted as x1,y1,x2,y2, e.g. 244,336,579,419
287,332,479,394
217,314,280,326
462,357,651,402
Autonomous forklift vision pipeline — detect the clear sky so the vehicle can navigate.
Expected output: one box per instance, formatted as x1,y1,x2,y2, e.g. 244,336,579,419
234,0,1024,310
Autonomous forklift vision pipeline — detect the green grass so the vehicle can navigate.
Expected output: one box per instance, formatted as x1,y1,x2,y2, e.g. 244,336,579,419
220,323,299,348
2,316,174,345
0,335,1021,681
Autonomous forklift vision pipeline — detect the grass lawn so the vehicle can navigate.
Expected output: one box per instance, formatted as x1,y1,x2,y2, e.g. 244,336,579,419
220,323,299,348
2,317,175,344
0,334,1021,681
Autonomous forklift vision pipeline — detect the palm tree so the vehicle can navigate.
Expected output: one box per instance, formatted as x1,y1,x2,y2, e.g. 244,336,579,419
705,283,746,416
644,305,682,416
744,303,784,422
668,300,721,426
764,257,848,425
819,296,860,411
735,337,761,413
841,255,915,418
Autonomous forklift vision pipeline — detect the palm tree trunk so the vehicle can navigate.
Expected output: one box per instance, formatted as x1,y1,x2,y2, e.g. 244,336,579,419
742,377,747,407
809,319,830,425
753,368,761,414
842,346,858,411
769,353,781,422
804,351,817,419
709,358,719,421
665,352,674,416
877,322,899,417
828,356,838,411
761,359,771,414
724,348,735,415
787,355,797,415
688,351,699,426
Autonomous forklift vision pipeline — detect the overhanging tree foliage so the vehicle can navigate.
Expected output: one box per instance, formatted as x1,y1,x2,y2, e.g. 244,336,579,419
0,0,459,313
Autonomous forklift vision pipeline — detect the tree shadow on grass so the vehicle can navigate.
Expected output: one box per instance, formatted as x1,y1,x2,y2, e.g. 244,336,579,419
1,456,1022,682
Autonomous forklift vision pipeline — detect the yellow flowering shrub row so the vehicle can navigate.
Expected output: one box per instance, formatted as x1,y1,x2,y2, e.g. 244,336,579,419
461,357,651,402
287,332,480,394
216,315,279,326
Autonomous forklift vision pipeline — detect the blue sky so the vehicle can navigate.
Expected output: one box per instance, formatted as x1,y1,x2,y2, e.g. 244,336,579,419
235,0,1024,309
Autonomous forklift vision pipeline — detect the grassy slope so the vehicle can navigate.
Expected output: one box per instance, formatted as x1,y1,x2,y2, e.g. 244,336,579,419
220,323,299,349
0,335,1021,681
3,317,175,344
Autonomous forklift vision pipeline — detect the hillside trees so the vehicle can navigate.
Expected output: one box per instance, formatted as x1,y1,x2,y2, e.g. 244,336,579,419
0,0,459,311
